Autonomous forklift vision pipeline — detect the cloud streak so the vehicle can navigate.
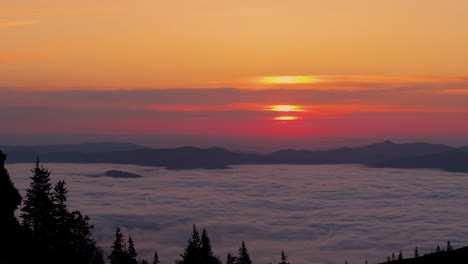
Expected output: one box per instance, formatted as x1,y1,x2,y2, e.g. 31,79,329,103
0,19,39,29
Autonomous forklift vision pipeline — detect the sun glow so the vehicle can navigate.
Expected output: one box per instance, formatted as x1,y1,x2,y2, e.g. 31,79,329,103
259,76,321,85
268,105,304,112
274,116,298,121
267,105,303,121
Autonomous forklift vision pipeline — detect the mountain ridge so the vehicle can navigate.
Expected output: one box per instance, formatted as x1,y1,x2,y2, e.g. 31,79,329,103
2,141,468,172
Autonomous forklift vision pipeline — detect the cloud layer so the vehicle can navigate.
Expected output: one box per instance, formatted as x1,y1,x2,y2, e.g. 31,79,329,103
8,163,468,264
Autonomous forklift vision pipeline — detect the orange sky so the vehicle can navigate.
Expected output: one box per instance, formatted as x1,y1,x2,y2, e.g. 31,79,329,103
2,0,468,89
1,1,468,149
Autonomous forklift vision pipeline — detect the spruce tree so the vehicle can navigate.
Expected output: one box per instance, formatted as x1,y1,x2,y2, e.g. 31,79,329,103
447,241,453,251
69,210,97,263
91,249,106,264
279,250,290,264
177,224,202,264
227,253,237,264
152,251,160,264
414,247,419,258
109,227,128,264
21,159,55,236
201,228,221,264
53,180,71,247
237,241,252,264
128,236,139,264
397,249,403,260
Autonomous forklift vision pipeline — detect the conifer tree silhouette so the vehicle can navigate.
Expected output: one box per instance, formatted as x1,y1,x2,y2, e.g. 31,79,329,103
398,249,403,260
152,251,160,264
21,159,55,236
201,228,221,264
227,252,237,264
279,250,290,264
128,236,139,264
447,241,453,251
109,227,130,264
177,224,202,264
236,241,252,264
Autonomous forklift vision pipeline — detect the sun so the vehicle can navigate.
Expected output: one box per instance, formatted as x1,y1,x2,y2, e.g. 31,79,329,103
274,116,298,121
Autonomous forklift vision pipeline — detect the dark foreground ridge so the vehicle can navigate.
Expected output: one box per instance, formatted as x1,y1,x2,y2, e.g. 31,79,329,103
2,140,468,172
379,246,468,264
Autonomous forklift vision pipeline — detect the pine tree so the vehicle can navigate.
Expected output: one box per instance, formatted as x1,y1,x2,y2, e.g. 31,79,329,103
447,241,453,251
53,180,71,246
391,252,395,261
414,247,419,258
109,227,128,264
436,245,441,252
387,256,390,262
152,251,160,264
177,224,203,264
227,252,237,264
21,159,55,236
398,249,403,260
128,236,139,264
201,228,221,264
91,249,106,264
237,241,252,264
279,250,290,264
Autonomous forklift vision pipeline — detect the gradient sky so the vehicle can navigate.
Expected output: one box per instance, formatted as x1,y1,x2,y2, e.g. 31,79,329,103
2,1,468,150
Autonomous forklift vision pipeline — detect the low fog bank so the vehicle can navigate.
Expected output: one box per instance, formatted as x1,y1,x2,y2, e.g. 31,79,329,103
8,163,468,264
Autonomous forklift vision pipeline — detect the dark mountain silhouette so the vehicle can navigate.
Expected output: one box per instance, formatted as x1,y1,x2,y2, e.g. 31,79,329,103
0,142,144,153
2,141,468,172
460,146,468,152
4,146,254,170
262,141,456,164
371,150,468,173
355,140,454,160
104,170,143,178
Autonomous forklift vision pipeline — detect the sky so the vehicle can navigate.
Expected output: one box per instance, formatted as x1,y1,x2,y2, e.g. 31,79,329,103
2,0,468,150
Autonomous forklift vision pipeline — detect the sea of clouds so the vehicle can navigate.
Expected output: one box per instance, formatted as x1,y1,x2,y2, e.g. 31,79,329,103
8,163,468,264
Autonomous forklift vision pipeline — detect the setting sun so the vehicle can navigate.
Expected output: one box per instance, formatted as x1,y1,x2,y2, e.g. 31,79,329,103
274,116,298,121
